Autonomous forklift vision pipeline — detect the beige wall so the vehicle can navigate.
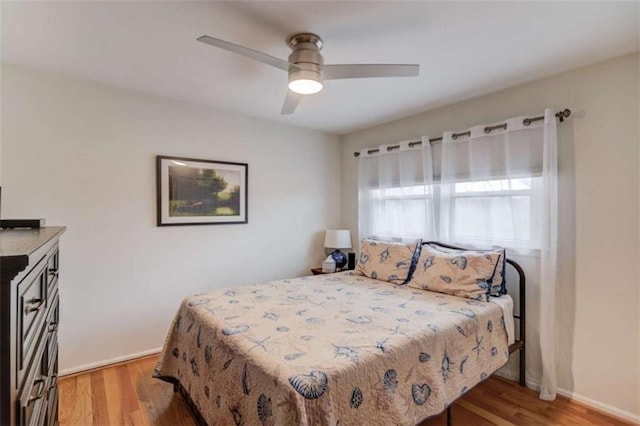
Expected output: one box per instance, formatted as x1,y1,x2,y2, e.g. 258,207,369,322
341,53,639,420
1,64,341,373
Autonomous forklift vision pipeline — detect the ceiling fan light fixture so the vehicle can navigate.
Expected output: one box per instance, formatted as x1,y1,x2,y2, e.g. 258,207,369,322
288,66,323,95
288,78,323,95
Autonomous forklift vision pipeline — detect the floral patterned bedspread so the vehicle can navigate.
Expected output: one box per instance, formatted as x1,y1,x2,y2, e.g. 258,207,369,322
154,271,509,426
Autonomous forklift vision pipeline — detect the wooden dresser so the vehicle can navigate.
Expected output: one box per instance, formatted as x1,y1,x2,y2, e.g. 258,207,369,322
0,227,65,426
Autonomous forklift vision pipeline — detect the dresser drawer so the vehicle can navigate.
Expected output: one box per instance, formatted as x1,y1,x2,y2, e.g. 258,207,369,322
45,296,59,370
45,348,58,426
46,249,59,299
31,310,58,426
40,293,59,380
18,337,50,426
46,385,58,426
18,258,49,372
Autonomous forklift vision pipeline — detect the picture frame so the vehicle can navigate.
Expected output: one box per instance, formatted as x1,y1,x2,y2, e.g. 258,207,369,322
156,155,248,226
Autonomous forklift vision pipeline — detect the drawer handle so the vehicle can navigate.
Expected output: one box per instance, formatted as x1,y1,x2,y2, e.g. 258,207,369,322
48,375,58,390
25,298,44,315
48,321,59,333
27,378,46,406
49,268,59,278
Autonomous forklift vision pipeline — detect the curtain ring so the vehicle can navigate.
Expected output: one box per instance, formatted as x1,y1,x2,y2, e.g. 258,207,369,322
485,123,508,133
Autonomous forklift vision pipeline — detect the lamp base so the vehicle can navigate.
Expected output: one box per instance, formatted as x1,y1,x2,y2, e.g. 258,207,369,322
330,249,347,270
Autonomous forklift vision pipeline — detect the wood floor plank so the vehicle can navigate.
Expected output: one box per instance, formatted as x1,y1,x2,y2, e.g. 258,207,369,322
102,365,125,425
129,355,172,426
457,399,516,426
89,370,110,426
57,373,76,425
141,356,197,426
116,363,140,418
421,405,496,425
462,385,520,422
59,355,634,426
74,373,93,425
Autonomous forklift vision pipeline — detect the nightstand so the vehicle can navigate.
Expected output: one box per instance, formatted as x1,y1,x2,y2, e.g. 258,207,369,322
311,267,349,275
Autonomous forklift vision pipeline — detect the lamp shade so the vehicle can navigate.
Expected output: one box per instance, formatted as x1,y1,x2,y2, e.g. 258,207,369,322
324,229,352,249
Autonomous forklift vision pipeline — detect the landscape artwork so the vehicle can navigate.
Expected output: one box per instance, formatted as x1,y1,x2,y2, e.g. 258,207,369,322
157,156,248,226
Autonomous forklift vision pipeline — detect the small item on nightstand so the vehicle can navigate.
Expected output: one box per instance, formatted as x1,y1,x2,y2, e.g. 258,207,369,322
322,255,336,273
347,252,356,270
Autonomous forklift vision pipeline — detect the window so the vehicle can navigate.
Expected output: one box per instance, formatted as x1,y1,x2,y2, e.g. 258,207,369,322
368,184,435,241
365,177,541,250
446,177,542,249
358,121,553,252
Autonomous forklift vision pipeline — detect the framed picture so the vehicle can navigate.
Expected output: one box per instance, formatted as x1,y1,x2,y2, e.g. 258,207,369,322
156,155,248,226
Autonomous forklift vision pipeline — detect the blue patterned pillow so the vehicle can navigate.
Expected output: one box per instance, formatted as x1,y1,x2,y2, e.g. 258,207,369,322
355,239,422,285
408,245,502,301
425,242,506,296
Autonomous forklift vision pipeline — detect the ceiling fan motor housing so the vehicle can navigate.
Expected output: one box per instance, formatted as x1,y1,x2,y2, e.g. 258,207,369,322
287,33,324,87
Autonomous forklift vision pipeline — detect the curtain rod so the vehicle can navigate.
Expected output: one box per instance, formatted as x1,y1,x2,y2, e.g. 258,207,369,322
353,108,571,157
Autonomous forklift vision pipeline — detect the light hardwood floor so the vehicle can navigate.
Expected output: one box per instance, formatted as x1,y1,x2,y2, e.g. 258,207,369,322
59,355,632,426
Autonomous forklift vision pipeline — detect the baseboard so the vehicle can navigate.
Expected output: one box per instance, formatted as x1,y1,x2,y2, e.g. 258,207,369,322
494,371,639,424
58,347,162,377
555,387,640,424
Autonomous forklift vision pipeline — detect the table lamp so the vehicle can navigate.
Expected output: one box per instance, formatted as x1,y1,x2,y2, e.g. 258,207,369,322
324,229,352,270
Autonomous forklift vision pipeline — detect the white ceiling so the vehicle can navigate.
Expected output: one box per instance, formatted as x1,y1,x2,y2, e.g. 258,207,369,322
2,1,638,135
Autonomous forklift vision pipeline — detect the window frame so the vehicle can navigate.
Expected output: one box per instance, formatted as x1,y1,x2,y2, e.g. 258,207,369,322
367,176,542,251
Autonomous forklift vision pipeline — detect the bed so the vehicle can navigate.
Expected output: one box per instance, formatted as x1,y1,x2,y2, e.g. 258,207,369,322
154,243,525,425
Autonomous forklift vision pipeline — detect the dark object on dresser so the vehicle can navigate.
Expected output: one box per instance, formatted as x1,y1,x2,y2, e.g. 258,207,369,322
0,219,46,229
0,226,65,426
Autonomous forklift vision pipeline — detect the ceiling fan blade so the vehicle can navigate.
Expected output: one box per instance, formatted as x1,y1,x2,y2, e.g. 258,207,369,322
323,64,419,80
197,35,292,72
281,90,302,115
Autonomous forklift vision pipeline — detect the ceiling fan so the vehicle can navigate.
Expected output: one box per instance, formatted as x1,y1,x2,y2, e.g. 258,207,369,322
197,32,420,115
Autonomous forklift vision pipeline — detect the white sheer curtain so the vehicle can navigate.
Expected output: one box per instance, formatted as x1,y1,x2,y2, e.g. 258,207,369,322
358,138,437,242
357,109,559,399
439,109,558,399
538,109,558,400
